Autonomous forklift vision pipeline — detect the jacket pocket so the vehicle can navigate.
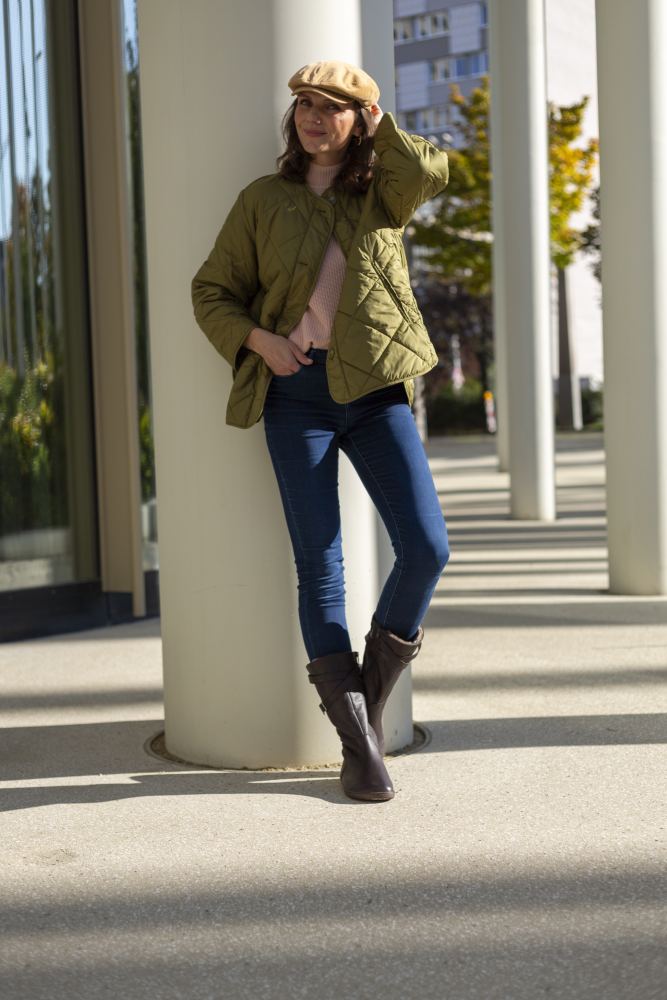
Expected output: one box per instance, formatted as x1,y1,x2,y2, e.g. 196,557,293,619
370,258,419,326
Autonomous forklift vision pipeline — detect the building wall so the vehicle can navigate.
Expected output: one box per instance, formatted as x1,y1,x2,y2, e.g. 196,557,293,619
449,1,482,51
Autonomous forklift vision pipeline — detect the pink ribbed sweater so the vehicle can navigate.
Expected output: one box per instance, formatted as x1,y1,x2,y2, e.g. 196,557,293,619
286,159,347,353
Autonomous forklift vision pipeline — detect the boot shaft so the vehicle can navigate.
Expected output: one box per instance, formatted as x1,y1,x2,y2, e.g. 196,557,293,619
306,650,372,744
362,615,424,707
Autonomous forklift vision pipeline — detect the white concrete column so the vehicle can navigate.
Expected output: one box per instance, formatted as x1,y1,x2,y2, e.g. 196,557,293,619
487,14,510,473
136,0,413,767
359,0,414,752
595,0,667,595
488,0,555,519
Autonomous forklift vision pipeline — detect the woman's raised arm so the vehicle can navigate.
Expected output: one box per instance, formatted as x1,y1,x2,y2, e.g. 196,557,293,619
371,110,449,229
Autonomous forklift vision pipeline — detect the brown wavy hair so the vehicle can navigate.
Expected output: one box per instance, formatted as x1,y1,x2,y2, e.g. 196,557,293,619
276,98,377,195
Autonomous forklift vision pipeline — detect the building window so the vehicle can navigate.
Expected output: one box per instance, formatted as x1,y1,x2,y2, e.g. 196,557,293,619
416,11,450,38
401,107,451,132
393,17,413,43
452,50,488,78
473,50,488,74
480,2,488,27
395,10,451,43
420,107,435,129
430,57,452,82
420,106,450,130
415,15,429,38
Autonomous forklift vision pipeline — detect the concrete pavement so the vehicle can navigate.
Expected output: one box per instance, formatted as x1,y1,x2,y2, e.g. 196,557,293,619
1,432,665,1000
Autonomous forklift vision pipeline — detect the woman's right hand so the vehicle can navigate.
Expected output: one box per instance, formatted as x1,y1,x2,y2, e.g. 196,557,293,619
244,328,314,375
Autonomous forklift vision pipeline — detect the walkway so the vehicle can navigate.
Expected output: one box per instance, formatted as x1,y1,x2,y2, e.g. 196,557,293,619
1,432,665,999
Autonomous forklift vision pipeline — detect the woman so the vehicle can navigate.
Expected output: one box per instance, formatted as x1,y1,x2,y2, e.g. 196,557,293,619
191,60,451,804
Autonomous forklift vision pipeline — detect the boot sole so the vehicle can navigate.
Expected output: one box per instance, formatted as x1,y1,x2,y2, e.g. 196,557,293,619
343,786,395,802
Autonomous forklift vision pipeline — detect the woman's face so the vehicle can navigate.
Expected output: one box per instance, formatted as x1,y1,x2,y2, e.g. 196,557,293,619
294,90,362,165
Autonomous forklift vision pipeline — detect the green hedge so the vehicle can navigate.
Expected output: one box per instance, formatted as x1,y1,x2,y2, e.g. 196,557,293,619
426,378,488,434
427,380,605,435
580,387,604,429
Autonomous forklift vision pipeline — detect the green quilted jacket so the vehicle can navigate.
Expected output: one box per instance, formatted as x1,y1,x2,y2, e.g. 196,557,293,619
191,111,449,429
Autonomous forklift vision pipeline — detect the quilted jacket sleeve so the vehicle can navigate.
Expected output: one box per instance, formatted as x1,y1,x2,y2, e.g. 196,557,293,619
372,111,449,228
191,186,259,371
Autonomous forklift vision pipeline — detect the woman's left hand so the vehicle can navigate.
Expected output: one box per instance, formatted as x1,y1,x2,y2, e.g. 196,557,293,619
361,104,383,135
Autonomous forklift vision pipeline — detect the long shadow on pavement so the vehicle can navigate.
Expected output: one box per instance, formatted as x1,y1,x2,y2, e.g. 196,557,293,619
2,710,665,813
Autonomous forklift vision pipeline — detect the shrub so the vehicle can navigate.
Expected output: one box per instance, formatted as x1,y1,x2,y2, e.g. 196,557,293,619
426,378,487,434
581,387,603,428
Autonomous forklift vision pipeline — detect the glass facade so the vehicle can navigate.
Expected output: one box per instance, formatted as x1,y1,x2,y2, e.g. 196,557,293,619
121,0,158,574
0,0,98,595
0,0,159,640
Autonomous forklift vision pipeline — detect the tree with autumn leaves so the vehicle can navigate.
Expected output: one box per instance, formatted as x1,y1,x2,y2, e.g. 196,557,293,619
410,74,599,400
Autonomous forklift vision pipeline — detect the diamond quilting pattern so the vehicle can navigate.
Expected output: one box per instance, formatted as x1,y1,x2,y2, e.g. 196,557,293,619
196,113,449,427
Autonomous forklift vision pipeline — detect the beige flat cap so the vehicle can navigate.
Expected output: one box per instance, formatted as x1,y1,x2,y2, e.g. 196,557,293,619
288,60,380,108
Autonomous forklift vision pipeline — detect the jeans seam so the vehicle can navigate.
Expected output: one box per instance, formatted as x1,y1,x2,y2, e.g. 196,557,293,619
345,435,405,627
266,433,315,656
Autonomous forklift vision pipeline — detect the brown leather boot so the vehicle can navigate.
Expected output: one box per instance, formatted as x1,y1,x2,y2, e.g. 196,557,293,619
306,649,394,802
360,615,424,756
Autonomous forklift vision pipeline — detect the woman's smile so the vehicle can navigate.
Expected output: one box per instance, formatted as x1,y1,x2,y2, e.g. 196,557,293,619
294,90,361,164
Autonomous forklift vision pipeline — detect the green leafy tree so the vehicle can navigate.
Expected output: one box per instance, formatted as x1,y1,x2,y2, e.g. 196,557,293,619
548,96,599,267
579,184,601,283
410,75,598,397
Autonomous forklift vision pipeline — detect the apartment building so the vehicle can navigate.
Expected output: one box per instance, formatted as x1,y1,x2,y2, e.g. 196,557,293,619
394,0,488,141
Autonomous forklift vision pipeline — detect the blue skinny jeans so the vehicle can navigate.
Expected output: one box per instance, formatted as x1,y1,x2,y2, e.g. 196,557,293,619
262,347,450,662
